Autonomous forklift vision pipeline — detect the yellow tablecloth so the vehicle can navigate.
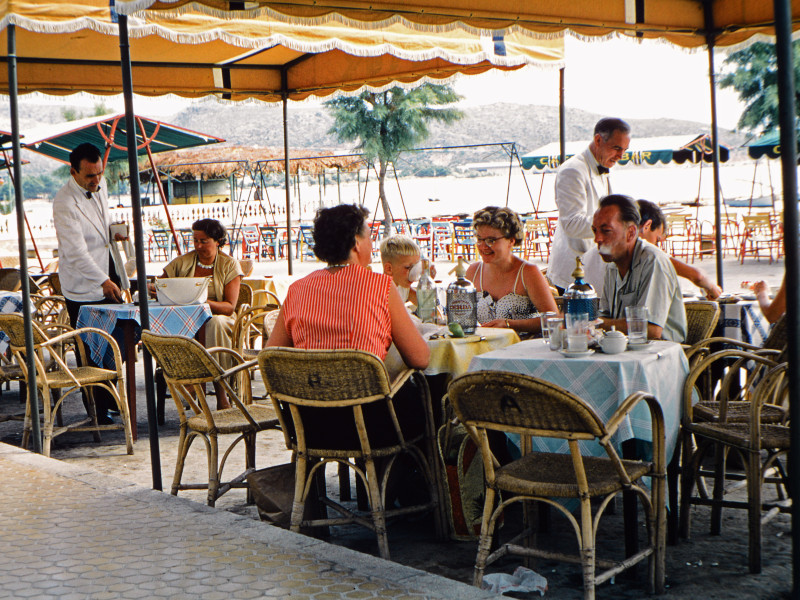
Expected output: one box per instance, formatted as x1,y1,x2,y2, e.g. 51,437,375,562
385,326,521,380
243,276,295,304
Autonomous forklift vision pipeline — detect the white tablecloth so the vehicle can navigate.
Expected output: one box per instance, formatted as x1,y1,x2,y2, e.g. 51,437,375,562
468,339,689,461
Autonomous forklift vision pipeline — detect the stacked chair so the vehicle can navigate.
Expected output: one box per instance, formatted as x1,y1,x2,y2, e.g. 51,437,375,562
678,312,789,573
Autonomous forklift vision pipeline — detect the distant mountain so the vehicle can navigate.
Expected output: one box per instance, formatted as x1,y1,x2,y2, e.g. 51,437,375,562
167,101,746,154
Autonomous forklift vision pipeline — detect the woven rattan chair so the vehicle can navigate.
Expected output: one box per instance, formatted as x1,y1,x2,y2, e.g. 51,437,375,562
447,371,666,600
142,331,279,507
682,300,720,348
0,313,133,457
680,356,789,573
257,347,444,560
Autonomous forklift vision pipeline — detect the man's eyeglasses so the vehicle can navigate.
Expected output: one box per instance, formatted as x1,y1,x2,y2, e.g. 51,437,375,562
474,235,504,247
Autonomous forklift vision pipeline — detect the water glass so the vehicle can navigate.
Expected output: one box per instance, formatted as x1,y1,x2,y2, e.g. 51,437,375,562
625,305,648,345
540,312,558,346
565,312,589,352
546,315,564,351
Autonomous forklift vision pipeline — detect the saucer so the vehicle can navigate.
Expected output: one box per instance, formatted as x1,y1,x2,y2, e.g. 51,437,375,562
627,340,652,349
559,348,594,358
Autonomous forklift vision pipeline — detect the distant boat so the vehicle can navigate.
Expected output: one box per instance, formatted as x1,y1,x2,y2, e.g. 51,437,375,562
724,196,774,208
428,197,440,202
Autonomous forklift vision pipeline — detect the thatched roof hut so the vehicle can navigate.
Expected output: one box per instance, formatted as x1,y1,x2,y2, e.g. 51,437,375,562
142,145,364,180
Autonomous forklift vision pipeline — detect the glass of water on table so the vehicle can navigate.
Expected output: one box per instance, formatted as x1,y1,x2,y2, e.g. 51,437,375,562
625,305,648,345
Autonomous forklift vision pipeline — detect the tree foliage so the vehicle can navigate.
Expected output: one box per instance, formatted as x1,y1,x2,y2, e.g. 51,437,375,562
719,40,800,133
324,84,463,229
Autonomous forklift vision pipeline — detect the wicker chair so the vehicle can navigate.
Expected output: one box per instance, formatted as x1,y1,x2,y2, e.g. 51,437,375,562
447,371,666,600
142,331,279,507
682,300,720,348
235,281,254,314
0,313,133,457
680,356,789,573
257,347,445,560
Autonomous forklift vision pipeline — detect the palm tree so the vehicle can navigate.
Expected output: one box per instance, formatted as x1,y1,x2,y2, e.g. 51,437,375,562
324,84,462,234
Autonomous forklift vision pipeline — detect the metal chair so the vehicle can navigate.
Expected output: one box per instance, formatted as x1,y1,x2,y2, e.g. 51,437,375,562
448,370,666,599
296,225,316,261
257,347,445,559
739,214,782,264
0,313,133,457
522,218,551,261
142,331,279,507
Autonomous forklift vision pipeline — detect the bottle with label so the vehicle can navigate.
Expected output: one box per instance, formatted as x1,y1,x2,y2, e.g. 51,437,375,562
563,256,597,320
416,258,438,323
446,256,478,334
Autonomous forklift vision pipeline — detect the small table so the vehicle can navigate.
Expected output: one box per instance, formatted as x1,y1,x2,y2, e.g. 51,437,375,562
0,292,32,354
243,275,296,304
716,300,770,346
384,326,520,380
77,302,213,439
468,339,689,462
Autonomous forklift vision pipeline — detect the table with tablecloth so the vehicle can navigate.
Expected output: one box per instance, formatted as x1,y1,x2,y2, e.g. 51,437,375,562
0,292,32,353
384,326,520,381
468,339,689,461
243,276,296,305
716,300,770,346
77,302,212,438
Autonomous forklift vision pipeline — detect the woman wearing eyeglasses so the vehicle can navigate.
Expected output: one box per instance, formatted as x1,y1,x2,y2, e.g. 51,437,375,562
466,206,558,334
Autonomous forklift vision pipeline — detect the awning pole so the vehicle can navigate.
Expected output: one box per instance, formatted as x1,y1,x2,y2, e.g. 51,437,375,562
137,116,181,255
772,0,799,593
558,67,566,165
118,14,162,491
703,2,723,287
7,24,40,454
1,149,45,272
281,69,293,276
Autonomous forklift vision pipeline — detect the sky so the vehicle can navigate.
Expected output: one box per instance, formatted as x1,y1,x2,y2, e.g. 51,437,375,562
32,35,748,132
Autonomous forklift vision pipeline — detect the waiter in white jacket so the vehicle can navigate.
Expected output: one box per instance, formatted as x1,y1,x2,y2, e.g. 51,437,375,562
53,142,127,423
547,118,630,293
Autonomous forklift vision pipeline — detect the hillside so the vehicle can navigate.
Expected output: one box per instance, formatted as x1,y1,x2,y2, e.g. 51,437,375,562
0,98,747,176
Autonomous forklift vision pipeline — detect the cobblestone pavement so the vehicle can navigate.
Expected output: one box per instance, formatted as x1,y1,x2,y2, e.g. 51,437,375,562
0,444,496,600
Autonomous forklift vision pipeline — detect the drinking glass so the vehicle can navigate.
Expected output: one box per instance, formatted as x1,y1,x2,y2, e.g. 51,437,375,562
565,312,589,352
625,305,648,345
546,315,564,351
540,312,557,346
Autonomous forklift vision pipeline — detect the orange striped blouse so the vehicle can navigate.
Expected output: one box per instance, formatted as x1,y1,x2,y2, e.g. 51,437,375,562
282,265,393,359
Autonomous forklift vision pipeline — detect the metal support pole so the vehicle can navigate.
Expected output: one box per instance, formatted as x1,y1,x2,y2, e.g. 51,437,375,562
559,67,566,165
118,14,162,491
703,0,724,286
772,0,799,593
281,70,294,276
7,24,40,453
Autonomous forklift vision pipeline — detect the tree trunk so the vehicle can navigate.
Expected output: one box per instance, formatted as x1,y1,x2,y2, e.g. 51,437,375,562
378,160,392,237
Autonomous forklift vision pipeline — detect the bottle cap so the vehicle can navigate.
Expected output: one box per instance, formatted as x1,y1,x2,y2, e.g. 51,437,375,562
571,256,585,280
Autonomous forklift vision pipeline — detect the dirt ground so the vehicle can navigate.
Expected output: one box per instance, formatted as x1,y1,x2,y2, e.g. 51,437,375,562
0,255,793,599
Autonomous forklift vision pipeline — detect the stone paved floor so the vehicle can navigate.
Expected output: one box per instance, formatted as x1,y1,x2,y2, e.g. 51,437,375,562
0,443,496,600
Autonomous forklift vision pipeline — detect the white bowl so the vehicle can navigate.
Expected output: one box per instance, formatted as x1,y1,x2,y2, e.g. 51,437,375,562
155,277,210,306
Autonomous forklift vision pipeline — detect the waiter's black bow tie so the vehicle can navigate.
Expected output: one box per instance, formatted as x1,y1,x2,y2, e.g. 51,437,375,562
85,191,92,199
597,165,609,175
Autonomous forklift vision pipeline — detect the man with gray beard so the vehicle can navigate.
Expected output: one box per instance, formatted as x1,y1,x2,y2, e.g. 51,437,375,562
591,194,686,342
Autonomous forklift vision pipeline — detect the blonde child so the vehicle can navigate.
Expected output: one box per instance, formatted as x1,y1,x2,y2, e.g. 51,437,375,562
380,235,424,306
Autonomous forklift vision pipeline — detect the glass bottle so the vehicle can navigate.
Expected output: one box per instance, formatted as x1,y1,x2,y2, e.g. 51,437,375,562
416,258,437,323
563,256,597,320
446,256,478,334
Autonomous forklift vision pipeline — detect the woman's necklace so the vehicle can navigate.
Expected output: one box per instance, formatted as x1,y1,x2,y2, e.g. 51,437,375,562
327,263,352,269
197,257,215,269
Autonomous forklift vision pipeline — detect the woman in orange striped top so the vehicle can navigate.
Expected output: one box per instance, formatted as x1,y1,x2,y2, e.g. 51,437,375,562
267,204,429,369
267,204,430,452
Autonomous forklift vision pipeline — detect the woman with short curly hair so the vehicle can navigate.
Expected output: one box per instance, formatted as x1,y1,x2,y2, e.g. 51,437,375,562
466,206,558,334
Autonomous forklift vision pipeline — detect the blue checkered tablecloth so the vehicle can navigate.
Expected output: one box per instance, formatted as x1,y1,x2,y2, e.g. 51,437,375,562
717,301,771,347
468,339,689,463
0,292,32,353
76,303,213,368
